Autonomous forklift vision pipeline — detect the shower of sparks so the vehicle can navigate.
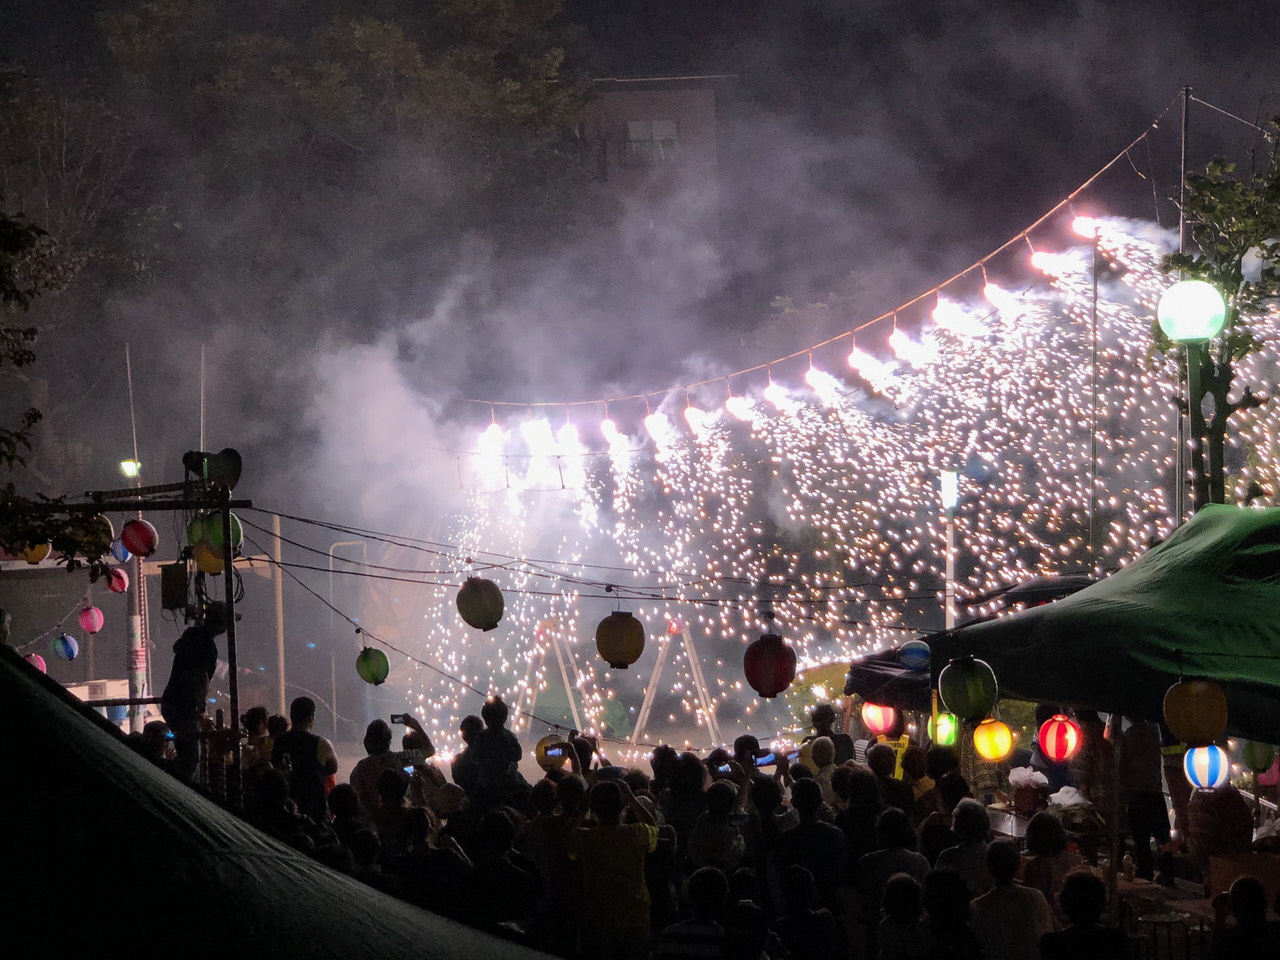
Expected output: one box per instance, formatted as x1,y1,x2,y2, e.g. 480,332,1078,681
353,219,1279,759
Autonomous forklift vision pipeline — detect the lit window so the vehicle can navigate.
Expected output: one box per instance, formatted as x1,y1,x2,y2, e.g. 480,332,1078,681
624,119,679,165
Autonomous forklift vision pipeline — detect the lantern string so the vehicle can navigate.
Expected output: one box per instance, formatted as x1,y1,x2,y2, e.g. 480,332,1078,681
453,92,1181,411
15,587,95,653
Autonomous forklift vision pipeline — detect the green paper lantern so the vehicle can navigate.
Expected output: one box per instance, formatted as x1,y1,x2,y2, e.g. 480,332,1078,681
456,577,505,631
1157,280,1227,344
1243,741,1275,773
356,647,389,685
938,656,999,723
204,512,243,553
928,711,959,747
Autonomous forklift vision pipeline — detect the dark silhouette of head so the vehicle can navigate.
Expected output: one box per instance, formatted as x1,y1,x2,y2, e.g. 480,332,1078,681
791,777,824,821
952,798,991,843
481,697,509,729
364,718,393,755
1026,811,1069,857
1058,869,1107,927
733,734,760,765
686,866,729,920
876,807,917,850
289,696,316,728
985,838,1022,885
867,743,897,779
811,703,836,732
883,872,923,923
589,780,625,824
242,706,268,736
459,714,482,744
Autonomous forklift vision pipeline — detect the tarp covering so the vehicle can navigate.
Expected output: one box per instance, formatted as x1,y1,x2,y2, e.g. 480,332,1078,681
930,505,1280,742
1,643,548,959
843,650,933,713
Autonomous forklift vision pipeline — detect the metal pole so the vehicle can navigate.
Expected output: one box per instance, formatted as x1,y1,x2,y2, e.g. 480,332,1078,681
272,514,286,715
221,491,242,810
1089,228,1100,572
1175,86,1191,523
945,514,956,631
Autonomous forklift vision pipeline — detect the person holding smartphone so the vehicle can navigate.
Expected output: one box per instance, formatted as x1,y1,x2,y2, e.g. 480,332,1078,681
350,713,432,817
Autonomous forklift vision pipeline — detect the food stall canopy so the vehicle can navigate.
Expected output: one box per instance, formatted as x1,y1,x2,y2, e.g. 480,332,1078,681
929,505,1280,742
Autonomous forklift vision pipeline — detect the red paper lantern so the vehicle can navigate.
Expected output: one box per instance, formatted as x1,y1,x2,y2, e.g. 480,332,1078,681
861,702,897,736
106,567,130,594
1037,714,1082,762
25,653,47,673
120,519,159,558
743,631,797,699
78,605,105,634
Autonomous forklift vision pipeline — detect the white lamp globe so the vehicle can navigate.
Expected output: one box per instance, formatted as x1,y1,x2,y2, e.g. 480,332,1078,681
1157,280,1227,344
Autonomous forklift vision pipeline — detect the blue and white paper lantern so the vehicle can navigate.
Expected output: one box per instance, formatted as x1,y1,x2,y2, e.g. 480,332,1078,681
899,640,931,671
52,633,80,661
1183,744,1229,789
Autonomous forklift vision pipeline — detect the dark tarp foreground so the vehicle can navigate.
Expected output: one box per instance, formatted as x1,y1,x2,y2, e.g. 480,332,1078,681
1,643,549,960
930,504,1280,742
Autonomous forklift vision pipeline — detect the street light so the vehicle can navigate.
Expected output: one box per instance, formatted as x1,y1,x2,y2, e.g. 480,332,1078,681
1158,280,1227,519
119,459,141,479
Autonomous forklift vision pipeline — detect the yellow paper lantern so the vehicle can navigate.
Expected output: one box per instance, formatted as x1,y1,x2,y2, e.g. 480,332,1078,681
973,718,1014,762
193,542,225,575
1163,678,1227,746
535,734,570,770
595,611,646,669
18,542,51,564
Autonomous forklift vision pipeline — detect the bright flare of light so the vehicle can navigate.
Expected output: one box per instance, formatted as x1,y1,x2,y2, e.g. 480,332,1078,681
763,382,801,414
725,395,755,421
932,296,985,337
1072,216,1099,237
684,404,719,437
847,347,897,393
983,282,1024,320
645,411,675,447
805,365,847,407
889,329,939,367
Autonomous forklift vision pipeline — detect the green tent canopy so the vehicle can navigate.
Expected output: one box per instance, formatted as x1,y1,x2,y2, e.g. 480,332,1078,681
930,504,1280,743
1,642,549,959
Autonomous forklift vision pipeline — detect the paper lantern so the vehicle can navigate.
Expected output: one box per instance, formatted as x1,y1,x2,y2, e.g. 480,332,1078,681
18,542,51,564
120,519,159,558
535,734,570,770
1184,744,1230,789
186,515,209,548
78,606,105,634
898,639,931,671
743,631,797,699
928,712,959,747
938,656,999,723
25,653,47,673
456,577,505,631
861,702,897,736
1163,678,1228,746
1037,714,1082,763
1242,741,1275,774
973,718,1014,761
356,647,390,685
204,512,243,553
595,611,645,669
52,633,79,660
192,542,224,575
110,539,132,562
106,567,130,594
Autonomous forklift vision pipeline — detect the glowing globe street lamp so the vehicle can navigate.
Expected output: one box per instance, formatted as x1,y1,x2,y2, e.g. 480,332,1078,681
1157,280,1227,518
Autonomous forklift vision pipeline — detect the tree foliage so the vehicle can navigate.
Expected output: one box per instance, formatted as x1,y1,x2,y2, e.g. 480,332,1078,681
1161,122,1280,506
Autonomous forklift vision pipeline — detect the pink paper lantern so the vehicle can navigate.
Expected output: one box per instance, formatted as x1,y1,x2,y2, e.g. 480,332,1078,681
78,605,105,634
120,518,159,558
106,567,130,594
25,653,47,673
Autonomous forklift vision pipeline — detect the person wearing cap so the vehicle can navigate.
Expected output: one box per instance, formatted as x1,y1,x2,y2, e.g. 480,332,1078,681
160,601,228,781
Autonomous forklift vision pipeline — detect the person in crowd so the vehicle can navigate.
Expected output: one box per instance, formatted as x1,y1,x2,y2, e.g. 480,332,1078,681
723,899,773,960
1068,711,1115,818
392,805,473,920
1118,717,1169,880
969,838,1055,960
916,748,962,820
568,779,659,960
661,751,709,863
469,697,531,812
271,695,338,823
806,703,855,765
326,782,365,849
878,872,932,960
688,778,748,872
918,772,971,865
467,809,541,936
160,601,227,781
521,774,589,954
371,768,412,865
901,745,935,806
650,744,680,797
241,706,272,766
1210,875,1276,958
810,736,839,805
774,777,847,916
831,765,879,879
934,798,993,898
859,807,929,945
350,714,435,817
1021,811,1083,924
451,714,483,795
266,713,289,741
1039,869,1130,960
869,742,916,815
772,864,840,960
656,865,728,960
921,868,983,960
1029,704,1073,793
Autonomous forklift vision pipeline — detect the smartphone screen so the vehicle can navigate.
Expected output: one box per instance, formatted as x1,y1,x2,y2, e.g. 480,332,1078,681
716,763,732,774
402,765,415,775
754,752,775,768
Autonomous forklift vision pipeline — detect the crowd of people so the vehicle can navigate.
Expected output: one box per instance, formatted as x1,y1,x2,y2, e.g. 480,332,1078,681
123,684,1280,960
